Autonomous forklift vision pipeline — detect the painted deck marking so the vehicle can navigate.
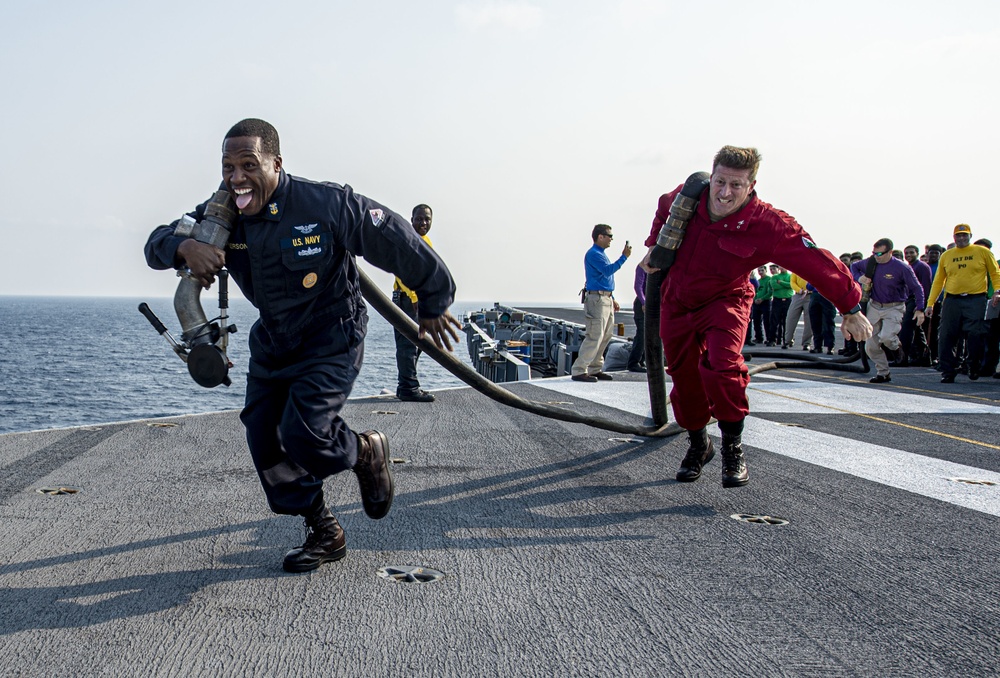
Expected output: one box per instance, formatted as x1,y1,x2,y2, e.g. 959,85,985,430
747,384,1000,451
530,375,1000,517
781,369,1000,404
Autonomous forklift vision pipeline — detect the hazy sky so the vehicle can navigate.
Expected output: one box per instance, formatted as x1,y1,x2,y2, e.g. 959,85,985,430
3,0,998,305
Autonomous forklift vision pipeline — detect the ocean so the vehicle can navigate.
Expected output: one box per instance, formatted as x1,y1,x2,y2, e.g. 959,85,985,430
0,296,487,435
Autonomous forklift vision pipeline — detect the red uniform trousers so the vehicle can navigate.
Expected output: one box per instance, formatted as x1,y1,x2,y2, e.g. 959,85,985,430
662,290,753,430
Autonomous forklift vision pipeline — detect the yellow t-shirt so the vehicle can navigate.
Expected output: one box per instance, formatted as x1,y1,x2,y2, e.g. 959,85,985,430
393,234,433,303
926,244,1000,304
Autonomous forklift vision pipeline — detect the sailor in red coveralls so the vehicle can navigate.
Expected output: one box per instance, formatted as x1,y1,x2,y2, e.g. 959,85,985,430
640,146,873,487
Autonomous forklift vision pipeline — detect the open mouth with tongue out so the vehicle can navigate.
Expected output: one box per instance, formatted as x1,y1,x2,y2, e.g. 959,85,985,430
233,187,254,211
221,135,282,215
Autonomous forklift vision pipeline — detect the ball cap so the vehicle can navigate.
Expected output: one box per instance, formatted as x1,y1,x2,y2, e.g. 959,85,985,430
954,223,972,235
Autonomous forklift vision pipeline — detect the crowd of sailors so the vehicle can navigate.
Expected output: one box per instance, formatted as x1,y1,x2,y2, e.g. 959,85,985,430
740,233,1000,383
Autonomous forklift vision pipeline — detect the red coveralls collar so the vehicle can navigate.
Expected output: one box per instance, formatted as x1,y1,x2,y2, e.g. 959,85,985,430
698,190,760,230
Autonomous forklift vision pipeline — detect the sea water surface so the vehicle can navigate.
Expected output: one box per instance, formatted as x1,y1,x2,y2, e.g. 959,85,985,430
0,296,487,435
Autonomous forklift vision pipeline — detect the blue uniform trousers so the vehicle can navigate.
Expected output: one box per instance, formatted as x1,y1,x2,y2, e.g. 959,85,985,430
393,292,422,395
241,334,364,516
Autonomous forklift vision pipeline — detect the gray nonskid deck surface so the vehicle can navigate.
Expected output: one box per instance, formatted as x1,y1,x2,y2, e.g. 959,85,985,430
1,366,998,677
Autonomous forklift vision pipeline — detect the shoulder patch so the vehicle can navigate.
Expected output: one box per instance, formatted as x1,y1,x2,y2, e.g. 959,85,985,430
801,236,817,249
369,209,385,227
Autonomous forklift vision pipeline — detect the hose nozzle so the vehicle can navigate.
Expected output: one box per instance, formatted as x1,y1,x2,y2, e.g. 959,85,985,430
141,189,240,388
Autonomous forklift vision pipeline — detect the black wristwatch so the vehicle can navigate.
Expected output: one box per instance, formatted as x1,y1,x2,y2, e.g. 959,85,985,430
844,303,862,315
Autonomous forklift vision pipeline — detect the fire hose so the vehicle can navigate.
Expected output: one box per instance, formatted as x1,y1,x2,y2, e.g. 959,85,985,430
141,187,868,439
359,263,870,439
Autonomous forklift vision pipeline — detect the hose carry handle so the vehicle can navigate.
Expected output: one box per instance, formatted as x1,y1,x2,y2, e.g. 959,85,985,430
138,302,189,363
138,302,168,336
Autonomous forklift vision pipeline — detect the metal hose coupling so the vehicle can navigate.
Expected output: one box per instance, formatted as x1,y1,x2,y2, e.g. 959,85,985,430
139,189,239,388
173,189,238,249
173,190,238,387
649,171,709,270
172,189,238,343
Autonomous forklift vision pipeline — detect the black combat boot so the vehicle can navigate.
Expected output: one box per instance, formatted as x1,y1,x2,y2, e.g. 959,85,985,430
354,430,394,519
720,433,749,488
676,427,715,482
283,503,347,573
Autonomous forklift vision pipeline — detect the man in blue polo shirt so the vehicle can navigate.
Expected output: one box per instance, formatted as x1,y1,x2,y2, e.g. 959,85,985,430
571,224,632,382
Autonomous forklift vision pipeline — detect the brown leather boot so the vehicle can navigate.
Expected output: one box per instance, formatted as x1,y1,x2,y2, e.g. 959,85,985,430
721,433,749,488
676,428,715,482
282,503,347,573
354,430,394,519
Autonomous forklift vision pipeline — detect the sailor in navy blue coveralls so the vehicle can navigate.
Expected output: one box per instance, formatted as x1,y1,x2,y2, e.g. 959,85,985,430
145,119,460,571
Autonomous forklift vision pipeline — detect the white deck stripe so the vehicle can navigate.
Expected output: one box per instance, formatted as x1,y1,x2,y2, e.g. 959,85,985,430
531,375,1000,516
748,374,1000,414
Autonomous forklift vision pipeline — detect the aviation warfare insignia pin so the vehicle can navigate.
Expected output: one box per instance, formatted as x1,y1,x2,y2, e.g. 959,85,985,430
303,272,318,289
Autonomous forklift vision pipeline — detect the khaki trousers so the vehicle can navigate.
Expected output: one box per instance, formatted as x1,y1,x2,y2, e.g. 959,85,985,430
572,294,614,375
784,291,813,348
865,301,904,376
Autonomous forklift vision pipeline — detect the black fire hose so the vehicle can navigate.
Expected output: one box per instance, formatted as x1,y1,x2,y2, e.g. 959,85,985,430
358,269,686,438
743,346,871,373
643,270,669,426
360,268,870,439
151,186,865,438
641,171,712,427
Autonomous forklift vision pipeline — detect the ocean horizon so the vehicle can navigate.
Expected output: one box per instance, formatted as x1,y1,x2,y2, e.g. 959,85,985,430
0,295,574,435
